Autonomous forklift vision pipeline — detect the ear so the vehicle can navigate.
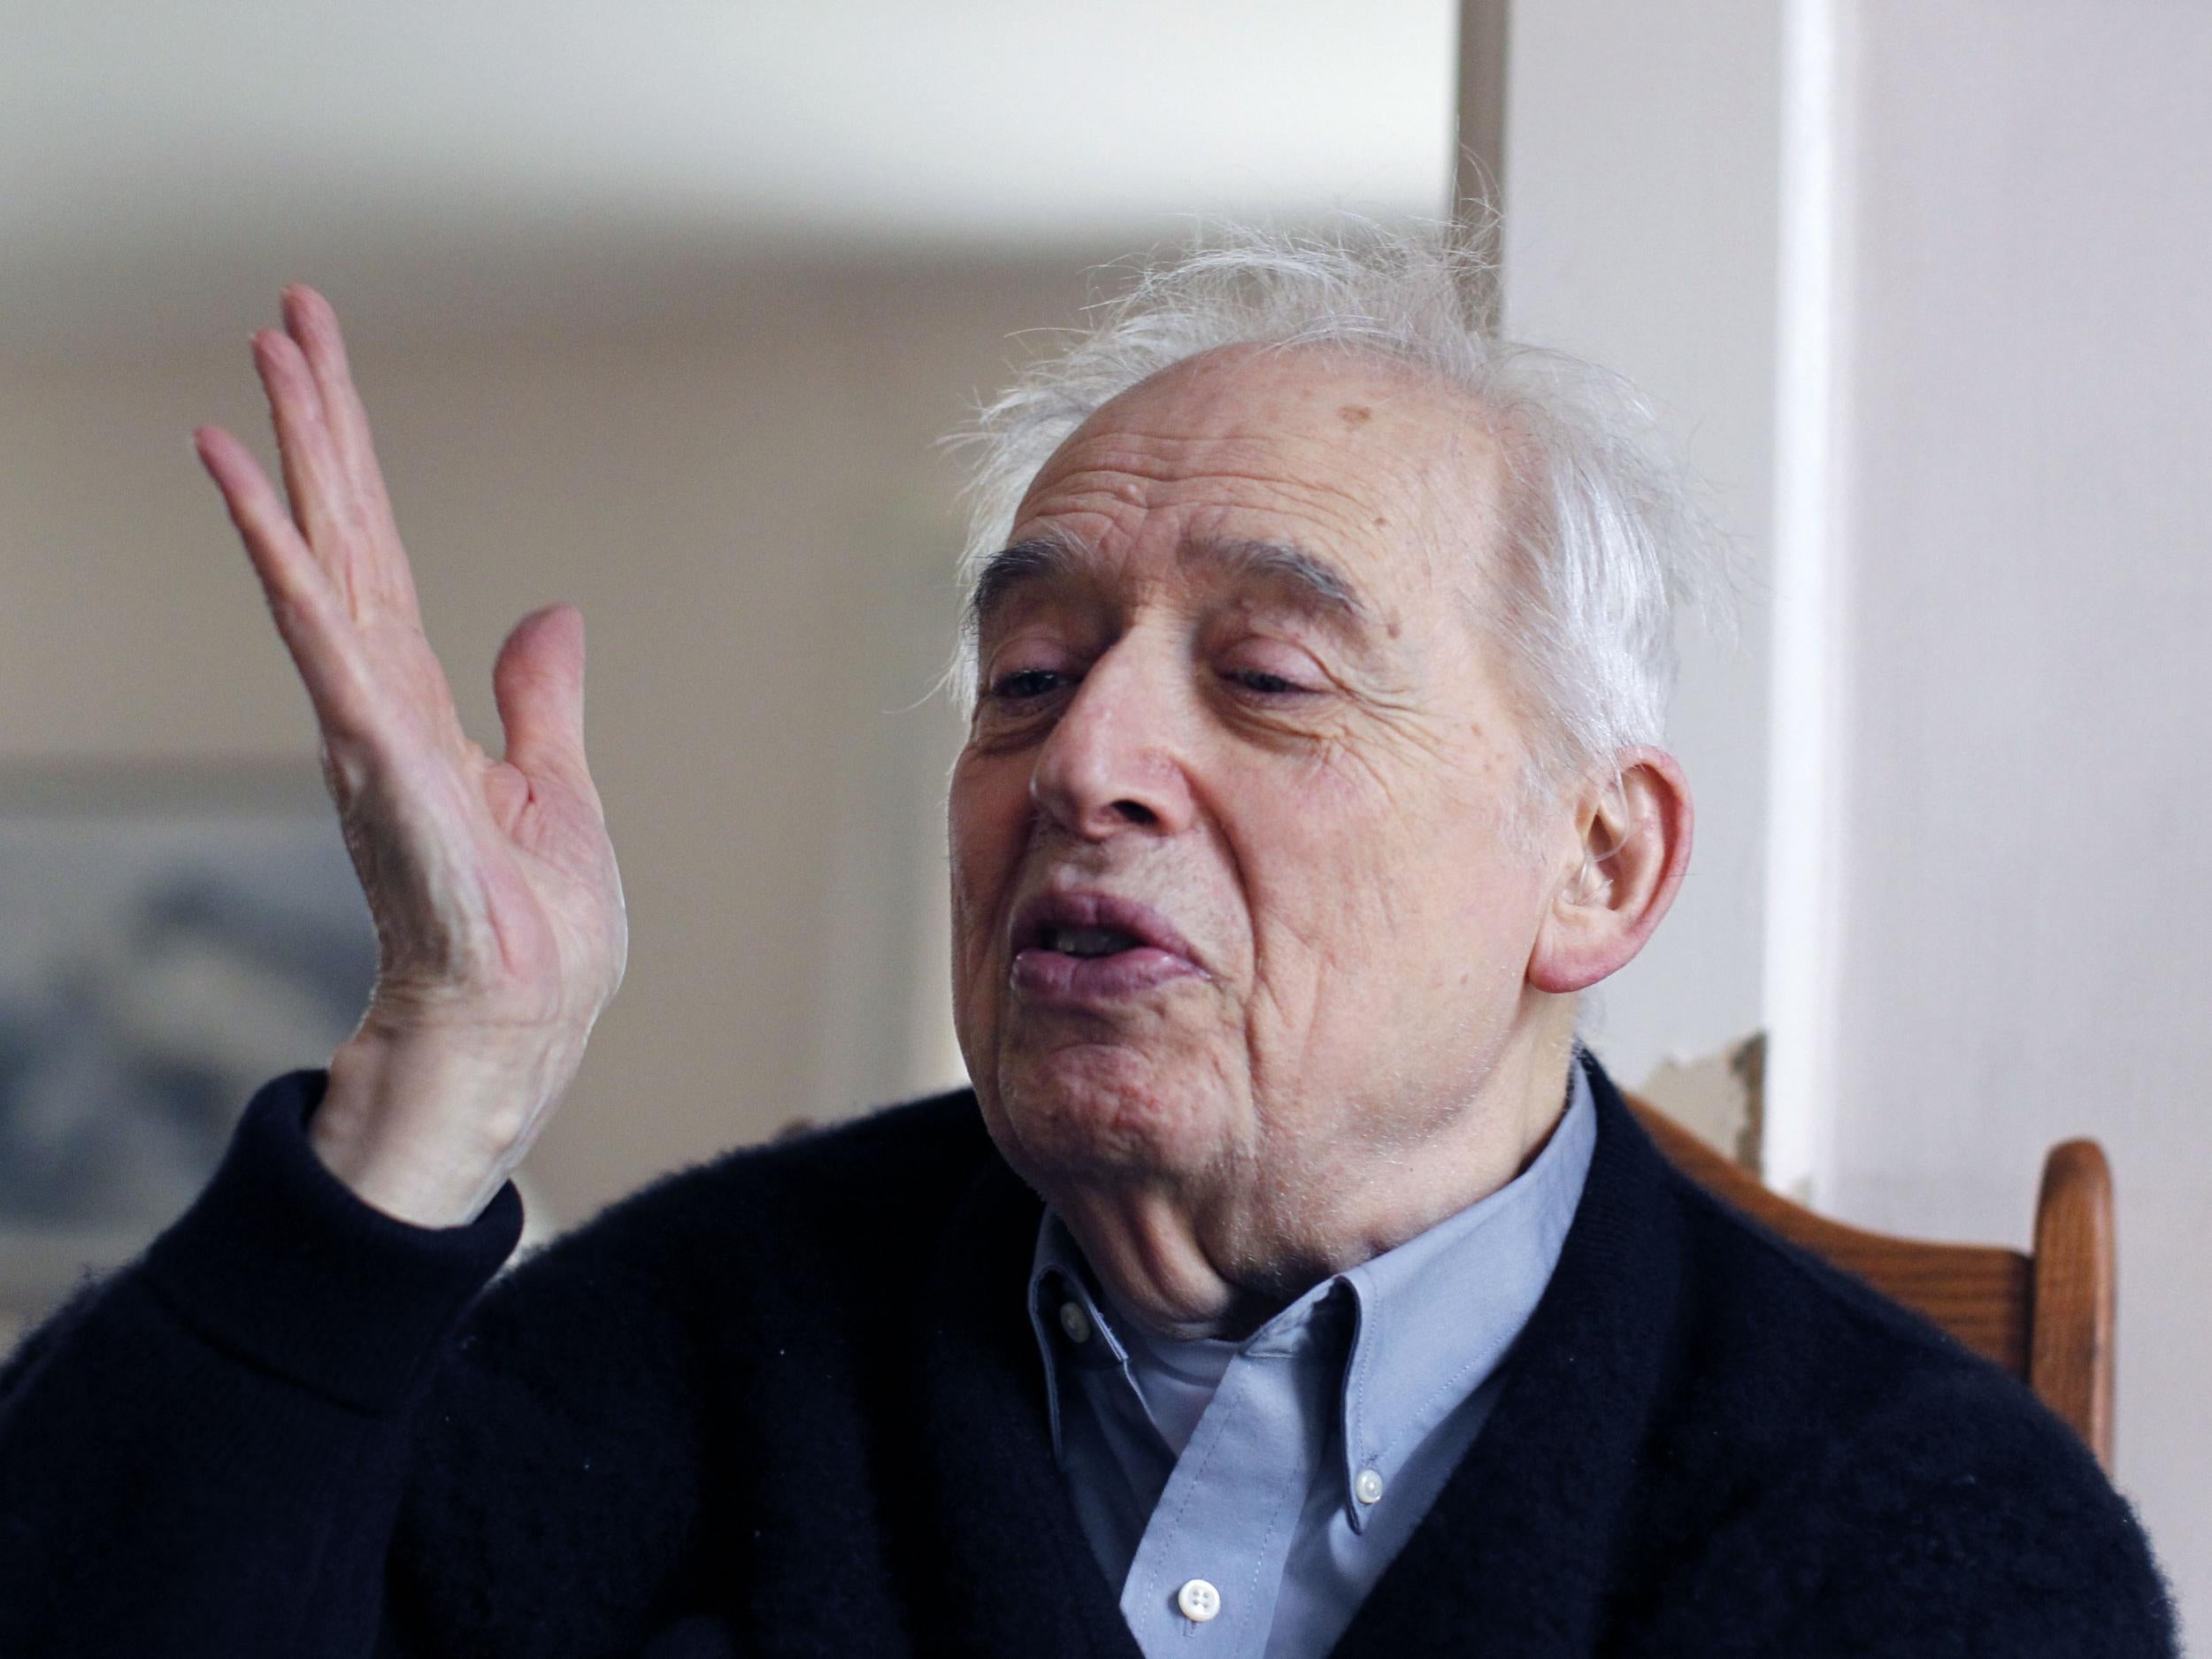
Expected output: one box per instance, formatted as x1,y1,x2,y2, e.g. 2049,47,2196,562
1526,745,1694,995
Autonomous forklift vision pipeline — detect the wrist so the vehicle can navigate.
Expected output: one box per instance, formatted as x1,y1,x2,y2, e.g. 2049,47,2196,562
311,1022,581,1228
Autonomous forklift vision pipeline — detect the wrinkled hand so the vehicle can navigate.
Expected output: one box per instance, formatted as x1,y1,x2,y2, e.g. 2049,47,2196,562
194,286,626,1225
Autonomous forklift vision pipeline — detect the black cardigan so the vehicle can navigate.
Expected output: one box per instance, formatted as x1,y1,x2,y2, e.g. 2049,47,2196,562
0,1051,2182,1657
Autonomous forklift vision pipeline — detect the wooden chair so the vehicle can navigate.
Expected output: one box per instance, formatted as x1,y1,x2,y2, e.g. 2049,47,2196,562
1621,1091,2116,1472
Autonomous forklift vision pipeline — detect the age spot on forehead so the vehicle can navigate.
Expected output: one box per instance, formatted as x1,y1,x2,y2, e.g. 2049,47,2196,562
1338,403,1373,427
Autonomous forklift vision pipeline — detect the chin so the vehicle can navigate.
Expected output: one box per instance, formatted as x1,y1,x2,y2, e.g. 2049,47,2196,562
984,1043,1229,1188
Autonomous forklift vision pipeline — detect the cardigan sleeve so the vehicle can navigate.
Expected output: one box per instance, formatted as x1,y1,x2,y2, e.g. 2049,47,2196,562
0,1066,719,1659
1766,1364,2184,1658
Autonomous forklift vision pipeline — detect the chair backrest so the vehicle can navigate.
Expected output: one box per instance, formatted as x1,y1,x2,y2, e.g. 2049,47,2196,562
1621,1091,2116,1473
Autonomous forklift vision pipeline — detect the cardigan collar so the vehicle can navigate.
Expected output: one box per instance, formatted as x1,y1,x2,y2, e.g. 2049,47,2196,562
915,1048,1685,1658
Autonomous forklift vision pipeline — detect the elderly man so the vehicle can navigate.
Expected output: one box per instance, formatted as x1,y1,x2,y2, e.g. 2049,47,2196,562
0,225,2180,1657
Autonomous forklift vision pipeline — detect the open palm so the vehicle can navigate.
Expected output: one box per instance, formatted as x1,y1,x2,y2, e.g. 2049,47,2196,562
194,286,626,1071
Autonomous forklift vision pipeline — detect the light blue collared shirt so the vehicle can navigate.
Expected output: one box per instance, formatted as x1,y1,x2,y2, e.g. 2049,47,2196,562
1026,1057,1597,1659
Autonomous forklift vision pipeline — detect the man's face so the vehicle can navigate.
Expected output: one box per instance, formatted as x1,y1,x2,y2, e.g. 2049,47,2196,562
949,344,1559,1214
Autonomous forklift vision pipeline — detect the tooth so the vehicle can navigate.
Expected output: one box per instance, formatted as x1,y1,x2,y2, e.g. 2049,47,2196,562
1063,926,1134,956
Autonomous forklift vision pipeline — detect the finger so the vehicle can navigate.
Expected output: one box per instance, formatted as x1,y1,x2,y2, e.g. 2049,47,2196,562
194,422,331,613
194,424,375,741
280,286,414,601
252,327,360,588
492,603,595,795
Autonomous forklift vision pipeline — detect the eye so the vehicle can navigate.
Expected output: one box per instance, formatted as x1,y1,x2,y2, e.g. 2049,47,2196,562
987,667,1072,702
1221,664,1318,703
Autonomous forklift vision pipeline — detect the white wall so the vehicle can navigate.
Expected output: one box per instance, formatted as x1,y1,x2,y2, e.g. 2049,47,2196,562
1822,0,2212,1630
1,0,1458,359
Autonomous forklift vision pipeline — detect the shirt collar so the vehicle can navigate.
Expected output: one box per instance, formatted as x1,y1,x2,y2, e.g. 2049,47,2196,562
1026,1202,1132,1461
1025,1052,1600,1531
1332,1055,1596,1527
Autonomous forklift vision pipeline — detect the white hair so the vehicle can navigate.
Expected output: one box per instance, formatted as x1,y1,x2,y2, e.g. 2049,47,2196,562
941,215,1729,824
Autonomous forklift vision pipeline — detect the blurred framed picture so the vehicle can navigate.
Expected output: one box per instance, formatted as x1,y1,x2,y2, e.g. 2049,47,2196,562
0,760,375,1314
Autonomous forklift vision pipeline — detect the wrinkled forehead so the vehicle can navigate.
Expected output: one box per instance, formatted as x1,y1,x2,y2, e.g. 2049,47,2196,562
996,342,1508,618
967,524,1384,657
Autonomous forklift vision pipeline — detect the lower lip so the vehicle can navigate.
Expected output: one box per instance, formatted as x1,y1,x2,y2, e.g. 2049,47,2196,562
1010,946,1204,1005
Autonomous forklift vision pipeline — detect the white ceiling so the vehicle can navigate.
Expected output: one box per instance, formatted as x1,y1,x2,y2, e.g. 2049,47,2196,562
2,0,1457,357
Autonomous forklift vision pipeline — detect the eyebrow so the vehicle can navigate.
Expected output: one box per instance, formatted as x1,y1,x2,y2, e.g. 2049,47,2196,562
966,530,1373,641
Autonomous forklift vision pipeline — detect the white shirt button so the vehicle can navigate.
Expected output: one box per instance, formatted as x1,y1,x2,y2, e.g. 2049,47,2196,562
1057,1300,1093,1344
1355,1467,1386,1505
1176,1578,1222,1623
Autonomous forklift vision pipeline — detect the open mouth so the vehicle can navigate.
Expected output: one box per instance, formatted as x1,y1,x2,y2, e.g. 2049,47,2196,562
1009,889,1206,1002
1037,924,1147,958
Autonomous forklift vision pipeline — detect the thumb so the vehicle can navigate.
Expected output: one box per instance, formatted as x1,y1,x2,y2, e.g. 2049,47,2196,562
493,603,590,786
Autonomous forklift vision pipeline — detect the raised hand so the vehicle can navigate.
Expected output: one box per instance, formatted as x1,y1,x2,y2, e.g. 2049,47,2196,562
194,286,627,1227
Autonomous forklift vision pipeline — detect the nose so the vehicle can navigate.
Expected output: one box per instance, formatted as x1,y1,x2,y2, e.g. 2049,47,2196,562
1027,638,1198,842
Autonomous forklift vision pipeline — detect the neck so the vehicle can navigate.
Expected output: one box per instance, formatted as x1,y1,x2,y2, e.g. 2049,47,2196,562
1055,1007,1581,1342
